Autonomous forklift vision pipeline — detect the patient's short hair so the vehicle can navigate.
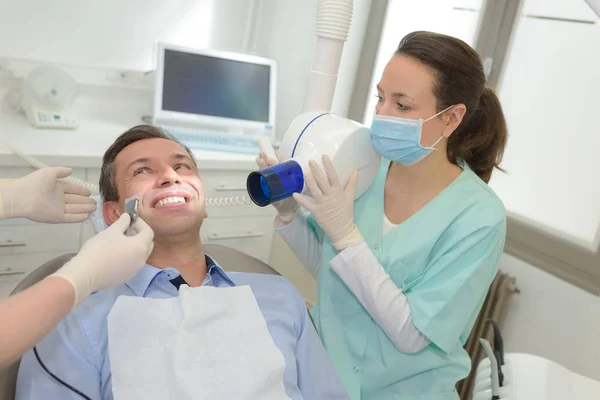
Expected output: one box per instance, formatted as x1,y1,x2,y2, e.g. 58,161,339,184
100,125,196,202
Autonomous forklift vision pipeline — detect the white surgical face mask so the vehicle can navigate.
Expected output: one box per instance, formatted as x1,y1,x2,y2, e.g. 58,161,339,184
369,105,454,165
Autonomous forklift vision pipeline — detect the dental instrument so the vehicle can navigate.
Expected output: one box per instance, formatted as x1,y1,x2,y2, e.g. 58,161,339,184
246,0,381,207
124,195,139,236
124,195,139,222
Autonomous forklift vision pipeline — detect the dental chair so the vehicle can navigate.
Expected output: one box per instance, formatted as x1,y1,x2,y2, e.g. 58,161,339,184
0,243,280,400
473,352,600,399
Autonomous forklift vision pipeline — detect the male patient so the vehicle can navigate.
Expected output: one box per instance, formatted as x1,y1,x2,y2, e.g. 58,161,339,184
16,125,349,399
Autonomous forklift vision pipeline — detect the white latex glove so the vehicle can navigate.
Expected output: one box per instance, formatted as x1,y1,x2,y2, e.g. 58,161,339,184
52,213,155,308
255,151,299,222
0,167,97,223
293,155,363,251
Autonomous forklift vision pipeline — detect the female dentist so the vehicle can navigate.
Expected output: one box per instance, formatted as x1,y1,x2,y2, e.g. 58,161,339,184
258,31,507,399
0,167,154,369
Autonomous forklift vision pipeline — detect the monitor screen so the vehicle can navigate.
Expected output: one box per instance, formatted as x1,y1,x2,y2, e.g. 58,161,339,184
161,49,271,123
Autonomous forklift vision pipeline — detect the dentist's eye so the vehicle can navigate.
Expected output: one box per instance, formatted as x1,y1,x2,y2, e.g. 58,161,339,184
374,94,383,102
396,103,410,112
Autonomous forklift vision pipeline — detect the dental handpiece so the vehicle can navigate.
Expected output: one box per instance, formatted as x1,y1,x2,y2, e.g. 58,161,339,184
258,137,278,161
124,195,139,233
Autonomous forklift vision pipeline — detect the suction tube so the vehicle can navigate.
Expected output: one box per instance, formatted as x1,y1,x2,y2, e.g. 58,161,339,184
247,160,304,206
302,0,354,112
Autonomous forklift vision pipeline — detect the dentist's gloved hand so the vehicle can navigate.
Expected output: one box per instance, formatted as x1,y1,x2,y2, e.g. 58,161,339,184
52,213,155,308
0,167,97,223
293,155,363,251
256,151,299,222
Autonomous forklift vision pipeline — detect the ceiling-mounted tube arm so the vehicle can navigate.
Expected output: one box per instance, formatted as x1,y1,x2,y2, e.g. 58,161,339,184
302,0,354,113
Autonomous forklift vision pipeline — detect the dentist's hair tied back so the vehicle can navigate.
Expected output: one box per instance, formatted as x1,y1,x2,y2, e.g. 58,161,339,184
395,31,507,183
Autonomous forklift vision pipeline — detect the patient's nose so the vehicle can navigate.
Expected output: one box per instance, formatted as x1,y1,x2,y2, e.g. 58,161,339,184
158,168,182,187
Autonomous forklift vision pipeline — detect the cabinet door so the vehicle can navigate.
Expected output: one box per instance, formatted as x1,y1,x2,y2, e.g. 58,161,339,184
0,224,81,256
201,216,274,263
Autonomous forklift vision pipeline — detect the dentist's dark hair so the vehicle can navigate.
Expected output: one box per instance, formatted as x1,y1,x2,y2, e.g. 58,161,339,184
100,125,196,202
395,31,507,183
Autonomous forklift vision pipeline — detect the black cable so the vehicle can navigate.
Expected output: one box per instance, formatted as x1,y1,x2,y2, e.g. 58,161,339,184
33,346,92,400
489,319,505,365
487,319,505,387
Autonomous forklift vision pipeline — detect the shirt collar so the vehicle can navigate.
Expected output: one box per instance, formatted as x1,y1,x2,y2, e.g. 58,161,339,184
204,254,236,287
125,253,235,296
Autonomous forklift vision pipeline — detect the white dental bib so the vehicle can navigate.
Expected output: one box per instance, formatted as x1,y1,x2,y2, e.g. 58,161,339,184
107,285,290,400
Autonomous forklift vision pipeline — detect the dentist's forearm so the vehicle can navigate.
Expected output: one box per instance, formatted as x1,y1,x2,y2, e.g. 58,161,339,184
274,211,323,279
329,241,430,353
0,276,74,369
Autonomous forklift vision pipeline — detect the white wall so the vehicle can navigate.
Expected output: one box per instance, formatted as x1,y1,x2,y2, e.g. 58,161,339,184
500,253,600,381
252,0,372,138
0,0,252,71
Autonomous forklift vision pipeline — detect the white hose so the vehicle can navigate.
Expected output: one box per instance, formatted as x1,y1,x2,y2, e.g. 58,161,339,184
258,136,278,160
302,0,354,113
0,139,100,193
315,0,353,41
479,339,501,399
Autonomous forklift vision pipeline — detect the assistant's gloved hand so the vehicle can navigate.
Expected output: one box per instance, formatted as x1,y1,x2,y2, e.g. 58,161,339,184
256,151,299,222
0,167,97,223
293,155,363,251
52,213,155,308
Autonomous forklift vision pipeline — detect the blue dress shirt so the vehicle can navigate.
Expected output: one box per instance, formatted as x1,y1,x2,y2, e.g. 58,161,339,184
16,255,349,400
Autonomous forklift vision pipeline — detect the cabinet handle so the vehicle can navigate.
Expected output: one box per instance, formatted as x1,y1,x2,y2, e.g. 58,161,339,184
0,268,26,276
215,185,246,192
208,232,263,240
0,240,26,247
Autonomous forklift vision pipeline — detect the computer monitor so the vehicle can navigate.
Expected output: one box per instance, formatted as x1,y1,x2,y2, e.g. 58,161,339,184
153,42,277,137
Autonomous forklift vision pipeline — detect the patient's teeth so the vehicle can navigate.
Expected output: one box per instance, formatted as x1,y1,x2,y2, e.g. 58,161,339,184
155,196,186,208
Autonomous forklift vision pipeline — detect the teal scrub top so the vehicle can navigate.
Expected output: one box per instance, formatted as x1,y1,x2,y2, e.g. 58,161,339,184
307,159,506,400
